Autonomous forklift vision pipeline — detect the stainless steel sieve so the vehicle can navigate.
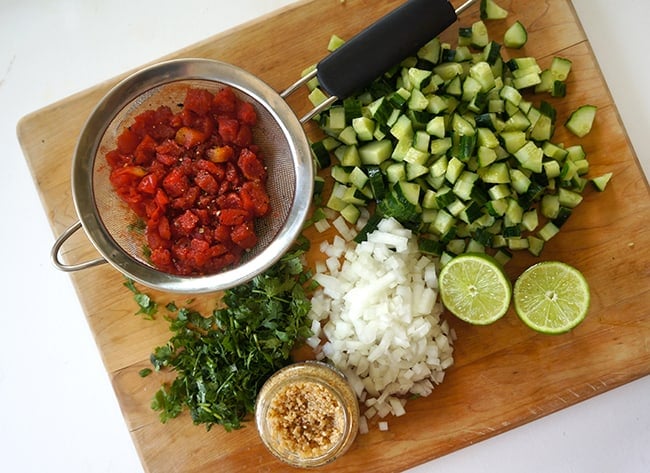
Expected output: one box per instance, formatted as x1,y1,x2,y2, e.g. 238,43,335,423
51,0,474,294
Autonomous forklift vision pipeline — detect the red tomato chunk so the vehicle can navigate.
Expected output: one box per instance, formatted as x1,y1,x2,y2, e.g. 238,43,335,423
106,86,270,276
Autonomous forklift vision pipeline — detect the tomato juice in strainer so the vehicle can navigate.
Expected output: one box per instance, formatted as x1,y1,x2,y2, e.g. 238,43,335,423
51,0,473,294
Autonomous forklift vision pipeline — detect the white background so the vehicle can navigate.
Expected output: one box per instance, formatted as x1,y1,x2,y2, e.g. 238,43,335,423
1,1,648,472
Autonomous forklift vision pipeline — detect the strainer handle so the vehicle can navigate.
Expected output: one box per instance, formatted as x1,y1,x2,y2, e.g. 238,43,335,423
315,0,463,100
51,220,107,272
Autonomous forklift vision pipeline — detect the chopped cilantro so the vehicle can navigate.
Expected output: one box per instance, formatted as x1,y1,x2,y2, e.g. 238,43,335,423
124,279,158,319
146,242,313,431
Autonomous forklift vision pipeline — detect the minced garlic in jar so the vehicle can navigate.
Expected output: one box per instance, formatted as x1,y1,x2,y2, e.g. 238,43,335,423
255,361,359,468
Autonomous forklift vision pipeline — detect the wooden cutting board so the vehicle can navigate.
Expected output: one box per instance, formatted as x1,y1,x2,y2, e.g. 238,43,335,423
17,0,650,471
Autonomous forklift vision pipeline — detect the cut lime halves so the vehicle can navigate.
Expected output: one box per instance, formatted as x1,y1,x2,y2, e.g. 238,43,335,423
438,253,511,325
513,261,590,334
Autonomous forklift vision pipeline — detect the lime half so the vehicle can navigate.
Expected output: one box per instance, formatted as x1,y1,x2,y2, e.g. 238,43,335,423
513,261,590,334
439,253,512,325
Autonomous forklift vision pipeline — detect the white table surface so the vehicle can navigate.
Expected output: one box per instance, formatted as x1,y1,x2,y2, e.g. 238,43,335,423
1,1,648,472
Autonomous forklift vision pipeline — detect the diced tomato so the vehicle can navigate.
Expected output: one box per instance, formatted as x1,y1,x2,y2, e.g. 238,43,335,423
240,181,270,217
134,134,158,165
236,101,257,126
234,124,253,147
174,210,199,235
217,192,243,210
231,223,257,249
150,248,173,269
137,173,158,194
184,88,214,116
171,186,199,210
105,86,270,276
217,116,240,144
213,87,237,113
162,167,189,197
238,148,266,181
117,128,141,154
218,208,251,226
195,170,218,194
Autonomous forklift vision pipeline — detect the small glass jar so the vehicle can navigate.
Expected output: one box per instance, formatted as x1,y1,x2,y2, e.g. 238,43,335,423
255,361,359,468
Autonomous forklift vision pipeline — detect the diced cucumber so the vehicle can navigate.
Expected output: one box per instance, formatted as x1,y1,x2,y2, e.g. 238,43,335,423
499,84,522,106
395,180,421,206
521,209,539,231
488,183,511,200
542,141,568,161
327,34,346,52
313,18,606,262
430,137,453,156
558,187,583,208
349,166,369,189
403,146,429,165
478,146,498,167
486,198,508,217
308,87,329,107
477,127,499,149
311,140,331,169
591,172,613,191
342,186,367,206
338,126,358,146
408,88,429,111
478,162,510,183
527,235,545,256
406,162,429,180
352,116,376,141
453,171,479,201
493,248,512,266
434,62,464,81
431,209,456,236
445,157,465,184
550,56,572,81
543,160,561,180
390,114,414,141
483,41,502,65
509,168,531,194
359,140,393,165
470,61,496,92
328,106,346,130
513,141,543,173
408,67,433,90
386,162,406,183
331,165,351,184
471,20,490,48
340,203,360,224
504,21,528,49
335,144,361,166
426,116,446,138
500,130,527,153
366,166,386,200
480,0,509,20
565,105,597,137
538,221,560,241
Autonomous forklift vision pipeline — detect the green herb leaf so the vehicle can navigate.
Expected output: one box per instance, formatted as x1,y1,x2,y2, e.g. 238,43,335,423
124,279,158,319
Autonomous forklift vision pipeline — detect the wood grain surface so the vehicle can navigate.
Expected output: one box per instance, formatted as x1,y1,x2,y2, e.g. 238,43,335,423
17,0,650,471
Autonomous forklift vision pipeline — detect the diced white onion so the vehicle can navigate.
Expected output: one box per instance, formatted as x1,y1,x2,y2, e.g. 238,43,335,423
308,217,454,430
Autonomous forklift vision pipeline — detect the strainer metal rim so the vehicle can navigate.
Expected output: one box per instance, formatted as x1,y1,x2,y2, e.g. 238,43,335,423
71,58,313,294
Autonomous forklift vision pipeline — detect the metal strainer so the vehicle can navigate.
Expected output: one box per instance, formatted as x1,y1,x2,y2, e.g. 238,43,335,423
51,0,473,294
53,59,313,294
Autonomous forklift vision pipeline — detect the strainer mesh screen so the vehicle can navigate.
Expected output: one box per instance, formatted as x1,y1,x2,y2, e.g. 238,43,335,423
93,79,296,270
